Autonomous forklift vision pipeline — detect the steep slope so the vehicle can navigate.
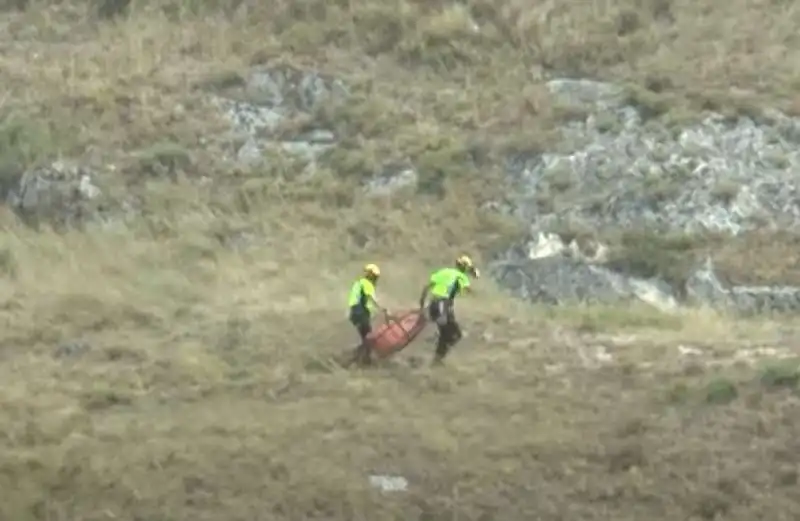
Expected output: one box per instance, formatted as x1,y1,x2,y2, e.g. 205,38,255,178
3,228,800,521
1,1,800,520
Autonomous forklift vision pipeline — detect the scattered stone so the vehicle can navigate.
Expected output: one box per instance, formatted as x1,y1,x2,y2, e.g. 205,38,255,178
368,474,408,492
244,65,350,112
6,160,104,228
54,339,91,358
546,79,627,111
364,164,418,196
134,142,193,179
678,345,704,357
214,97,284,137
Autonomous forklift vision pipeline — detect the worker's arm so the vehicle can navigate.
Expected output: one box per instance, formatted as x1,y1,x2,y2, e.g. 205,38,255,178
458,269,475,295
418,284,431,309
369,295,387,314
364,287,387,315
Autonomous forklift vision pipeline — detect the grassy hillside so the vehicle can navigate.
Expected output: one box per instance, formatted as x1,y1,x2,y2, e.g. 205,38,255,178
2,1,800,519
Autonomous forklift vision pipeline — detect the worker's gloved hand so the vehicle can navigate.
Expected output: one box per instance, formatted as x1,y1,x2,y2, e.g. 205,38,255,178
473,268,481,279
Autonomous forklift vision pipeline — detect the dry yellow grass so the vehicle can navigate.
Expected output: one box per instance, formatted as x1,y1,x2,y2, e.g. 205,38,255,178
3,198,800,521
1,1,800,519
2,198,800,520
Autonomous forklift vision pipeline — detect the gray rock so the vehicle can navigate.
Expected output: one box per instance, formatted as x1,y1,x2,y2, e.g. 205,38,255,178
213,66,349,169
493,77,800,314
301,129,337,144
731,285,800,315
546,79,627,111
497,235,800,315
364,164,418,196
505,98,800,237
7,161,103,228
686,257,800,315
278,140,335,162
245,66,350,111
491,257,678,310
489,238,677,311
235,137,266,166
54,339,91,358
214,97,285,137
213,66,414,194
368,474,408,492
685,257,733,309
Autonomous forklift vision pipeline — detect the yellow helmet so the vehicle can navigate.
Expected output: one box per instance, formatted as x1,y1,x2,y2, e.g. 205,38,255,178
456,255,480,277
364,263,381,278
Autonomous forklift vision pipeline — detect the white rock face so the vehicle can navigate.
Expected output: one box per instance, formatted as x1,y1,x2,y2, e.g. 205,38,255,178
490,78,800,314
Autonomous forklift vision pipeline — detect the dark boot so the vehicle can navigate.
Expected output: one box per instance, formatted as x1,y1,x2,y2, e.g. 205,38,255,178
432,336,450,366
348,318,373,368
355,342,373,366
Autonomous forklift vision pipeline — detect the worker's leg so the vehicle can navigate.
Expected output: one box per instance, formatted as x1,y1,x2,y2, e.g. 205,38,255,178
428,299,446,357
349,308,373,366
447,305,462,346
354,321,373,365
433,303,460,364
427,299,443,325
433,325,449,363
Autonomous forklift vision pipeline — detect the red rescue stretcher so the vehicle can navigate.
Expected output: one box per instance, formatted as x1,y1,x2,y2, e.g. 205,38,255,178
366,308,429,358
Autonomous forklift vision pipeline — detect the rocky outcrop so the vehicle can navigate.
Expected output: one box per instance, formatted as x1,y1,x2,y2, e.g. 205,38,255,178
491,234,800,315
490,233,678,312
7,67,798,316
210,64,419,194
6,161,104,228
503,83,800,236
211,65,348,169
686,257,800,315
491,78,800,314
209,71,800,314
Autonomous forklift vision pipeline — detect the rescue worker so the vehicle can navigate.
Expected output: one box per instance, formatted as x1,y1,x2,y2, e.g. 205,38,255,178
347,263,388,366
418,255,480,365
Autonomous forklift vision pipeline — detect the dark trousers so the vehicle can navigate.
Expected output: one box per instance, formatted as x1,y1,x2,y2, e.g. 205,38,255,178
427,298,462,361
349,306,372,364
